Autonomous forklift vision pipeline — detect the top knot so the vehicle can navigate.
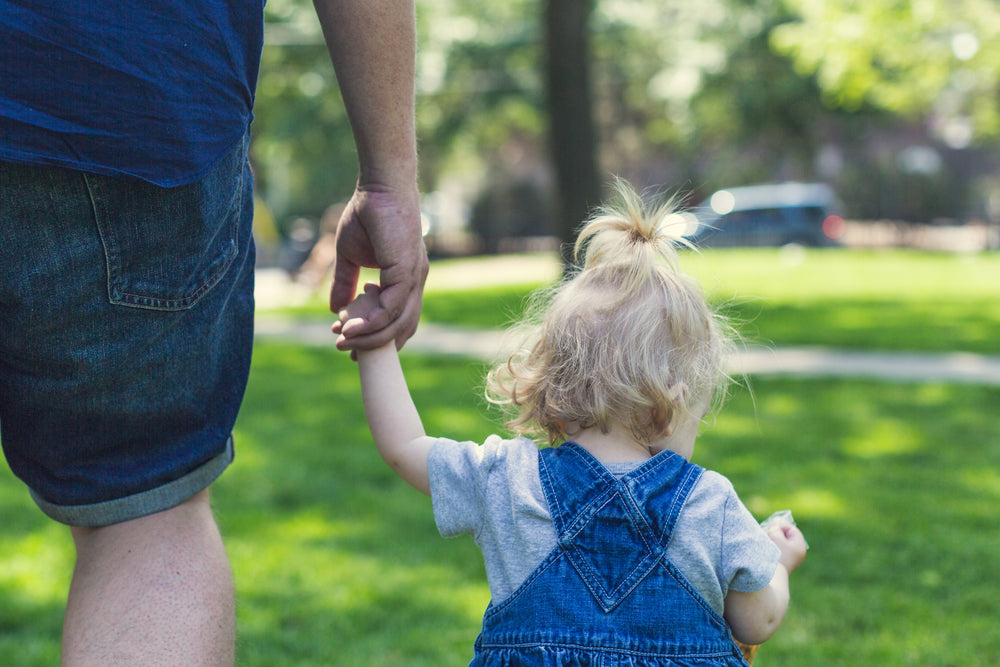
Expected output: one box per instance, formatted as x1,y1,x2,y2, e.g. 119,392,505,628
574,177,689,278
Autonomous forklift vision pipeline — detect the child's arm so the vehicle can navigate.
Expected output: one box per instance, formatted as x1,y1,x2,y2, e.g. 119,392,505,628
336,284,436,495
723,522,807,645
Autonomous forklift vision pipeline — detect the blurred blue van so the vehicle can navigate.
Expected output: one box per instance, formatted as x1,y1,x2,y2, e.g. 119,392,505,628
682,182,844,247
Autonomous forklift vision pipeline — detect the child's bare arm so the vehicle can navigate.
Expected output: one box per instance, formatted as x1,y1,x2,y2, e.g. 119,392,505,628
723,522,807,645
336,284,435,495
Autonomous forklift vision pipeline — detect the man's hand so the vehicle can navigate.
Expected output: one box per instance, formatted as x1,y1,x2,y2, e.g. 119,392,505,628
328,183,428,351
313,0,424,351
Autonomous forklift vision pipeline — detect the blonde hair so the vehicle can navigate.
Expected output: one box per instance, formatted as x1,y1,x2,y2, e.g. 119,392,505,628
486,179,733,445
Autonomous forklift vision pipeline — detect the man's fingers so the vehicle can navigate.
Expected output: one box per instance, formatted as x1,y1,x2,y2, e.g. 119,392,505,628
334,284,421,350
329,258,361,312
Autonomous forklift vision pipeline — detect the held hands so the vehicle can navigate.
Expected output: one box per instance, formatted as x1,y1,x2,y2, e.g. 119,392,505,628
328,183,428,351
333,282,384,355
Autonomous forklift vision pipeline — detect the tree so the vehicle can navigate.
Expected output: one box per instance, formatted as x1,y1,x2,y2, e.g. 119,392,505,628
253,0,360,224
772,0,1000,146
545,0,602,269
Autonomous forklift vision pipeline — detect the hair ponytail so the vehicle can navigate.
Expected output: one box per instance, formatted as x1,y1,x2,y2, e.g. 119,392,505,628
572,178,692,303
486,178,733,445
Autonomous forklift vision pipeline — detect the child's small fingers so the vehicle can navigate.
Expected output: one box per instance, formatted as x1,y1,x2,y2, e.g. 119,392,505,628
337,316,370,339
783,523,806,543
766,524,787,541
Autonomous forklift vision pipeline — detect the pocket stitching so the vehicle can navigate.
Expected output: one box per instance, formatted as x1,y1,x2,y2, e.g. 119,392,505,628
83,152,244,312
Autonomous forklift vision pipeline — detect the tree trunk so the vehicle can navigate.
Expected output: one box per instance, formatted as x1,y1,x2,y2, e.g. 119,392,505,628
544,0,601,272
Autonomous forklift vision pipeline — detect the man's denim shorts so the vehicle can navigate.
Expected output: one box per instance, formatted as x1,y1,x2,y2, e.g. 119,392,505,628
0,137,255,527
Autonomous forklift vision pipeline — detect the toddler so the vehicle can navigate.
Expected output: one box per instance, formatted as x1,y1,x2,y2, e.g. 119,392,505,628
335,181,807,665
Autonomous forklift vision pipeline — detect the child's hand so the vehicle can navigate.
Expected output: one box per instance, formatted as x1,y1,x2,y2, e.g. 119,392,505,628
332,282,382,352
766,522,808,574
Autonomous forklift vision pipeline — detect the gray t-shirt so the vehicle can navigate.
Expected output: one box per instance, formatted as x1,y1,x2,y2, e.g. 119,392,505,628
429,435,780,615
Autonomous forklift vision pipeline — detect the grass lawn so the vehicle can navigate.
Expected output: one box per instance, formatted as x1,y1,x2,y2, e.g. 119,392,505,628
269,248,1000,354
0,248,996,664
274,248,1000,354
412,249,1000,354
684,249,1000,354
1,342,997,665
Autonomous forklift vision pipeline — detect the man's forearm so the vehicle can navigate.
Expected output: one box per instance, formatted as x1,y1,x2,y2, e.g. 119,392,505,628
313,0,418,187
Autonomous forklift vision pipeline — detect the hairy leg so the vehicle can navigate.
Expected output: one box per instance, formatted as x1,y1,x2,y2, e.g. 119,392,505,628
62,490,234,667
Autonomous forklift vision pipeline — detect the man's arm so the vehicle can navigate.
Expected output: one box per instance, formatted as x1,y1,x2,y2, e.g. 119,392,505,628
314,0,428,349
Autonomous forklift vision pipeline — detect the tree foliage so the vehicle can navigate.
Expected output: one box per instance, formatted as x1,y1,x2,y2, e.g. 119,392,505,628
251,0,995,232
253,0,358,223
772,0,1000,144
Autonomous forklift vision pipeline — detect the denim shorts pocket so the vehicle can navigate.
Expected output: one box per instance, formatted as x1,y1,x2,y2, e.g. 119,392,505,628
84,140,247,311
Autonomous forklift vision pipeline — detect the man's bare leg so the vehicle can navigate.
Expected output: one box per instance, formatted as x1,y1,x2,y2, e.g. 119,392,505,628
62,490,234,667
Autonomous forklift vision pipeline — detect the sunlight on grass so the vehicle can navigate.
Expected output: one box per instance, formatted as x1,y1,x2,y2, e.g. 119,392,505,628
227,502,490,667
841,419,924,459
0,529,73,602
745,488,848,521
682,249,1000,301
960,469,1000,498
213,347,1000,665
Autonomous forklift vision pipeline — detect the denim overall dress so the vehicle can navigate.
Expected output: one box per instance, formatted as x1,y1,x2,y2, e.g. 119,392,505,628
470,443,749,666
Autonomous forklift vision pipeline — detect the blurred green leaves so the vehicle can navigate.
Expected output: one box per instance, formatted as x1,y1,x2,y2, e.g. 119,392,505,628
253,0,1000,228
773,0,1000,142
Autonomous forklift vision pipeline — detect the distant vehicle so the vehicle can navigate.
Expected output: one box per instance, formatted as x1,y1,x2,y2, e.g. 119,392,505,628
681,182,845,248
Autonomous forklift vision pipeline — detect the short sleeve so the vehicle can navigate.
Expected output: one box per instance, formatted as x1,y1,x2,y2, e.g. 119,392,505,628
428,435,555,602
720,487,781,593
428,436,493,538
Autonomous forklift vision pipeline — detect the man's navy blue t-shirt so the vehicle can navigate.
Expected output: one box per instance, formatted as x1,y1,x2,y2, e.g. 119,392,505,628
0,0,264,186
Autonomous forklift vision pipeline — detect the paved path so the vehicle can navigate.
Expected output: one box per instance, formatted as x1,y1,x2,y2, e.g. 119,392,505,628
254,316,1000,386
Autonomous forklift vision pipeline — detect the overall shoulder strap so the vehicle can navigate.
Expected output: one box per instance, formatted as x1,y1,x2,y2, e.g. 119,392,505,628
537,444,690,612
621,454,705,546
537,443,615,532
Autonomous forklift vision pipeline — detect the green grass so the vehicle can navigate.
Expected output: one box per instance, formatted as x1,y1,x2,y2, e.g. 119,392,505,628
268,248,1000,353
2,343,998,665
412,249,1000,354
0,248,997,664
684,249,1000,354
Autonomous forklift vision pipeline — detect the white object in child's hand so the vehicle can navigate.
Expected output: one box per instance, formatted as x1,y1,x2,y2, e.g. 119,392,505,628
760,510,809,549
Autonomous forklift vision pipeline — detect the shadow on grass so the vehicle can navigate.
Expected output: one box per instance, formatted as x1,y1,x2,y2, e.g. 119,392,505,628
224,344,1000,666
220,343,496,666
1,341,995,666
696,378,1000,665
720,298,999,354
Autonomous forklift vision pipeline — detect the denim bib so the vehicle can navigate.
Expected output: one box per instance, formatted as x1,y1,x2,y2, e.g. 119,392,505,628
471,443,749,666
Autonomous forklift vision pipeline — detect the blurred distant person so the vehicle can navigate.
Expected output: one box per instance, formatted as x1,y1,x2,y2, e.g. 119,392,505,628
295,202,348,289
0,1,426,664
